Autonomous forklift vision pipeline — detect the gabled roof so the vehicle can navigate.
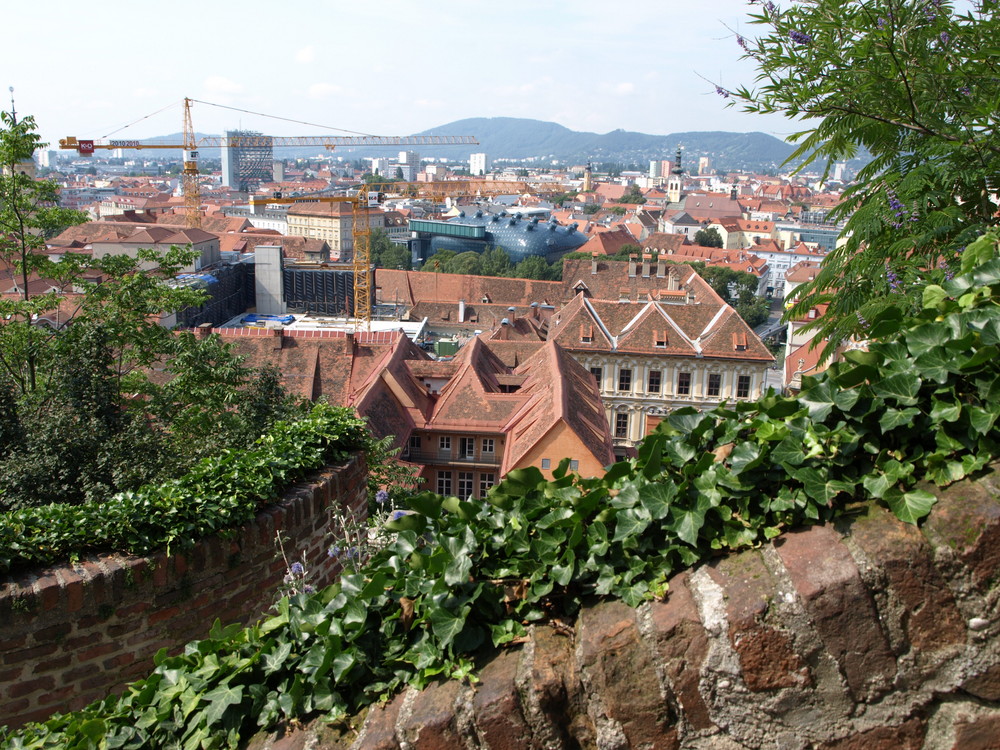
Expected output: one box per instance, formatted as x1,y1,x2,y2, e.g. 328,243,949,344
502,341,614,473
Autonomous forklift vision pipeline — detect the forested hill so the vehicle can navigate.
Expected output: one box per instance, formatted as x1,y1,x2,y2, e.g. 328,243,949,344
110,120,800,173
418,117,798,172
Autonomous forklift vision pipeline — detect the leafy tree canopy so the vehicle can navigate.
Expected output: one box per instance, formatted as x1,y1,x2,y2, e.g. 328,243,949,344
694,227,724,248
728,0,1000,349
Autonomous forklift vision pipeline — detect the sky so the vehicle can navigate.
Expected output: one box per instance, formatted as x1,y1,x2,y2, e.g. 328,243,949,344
3,0,798,151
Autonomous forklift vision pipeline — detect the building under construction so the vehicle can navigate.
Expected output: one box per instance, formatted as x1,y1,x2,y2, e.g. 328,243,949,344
221,130,273,192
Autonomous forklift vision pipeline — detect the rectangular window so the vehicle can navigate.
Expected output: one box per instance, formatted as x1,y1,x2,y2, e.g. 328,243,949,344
647,370,661,393
459,437,475,459
541,458,551,470
590,366,603,385
615,412,629,439
481,438,495,455
737,375,752,398
437,471,453,496
409,435,421,449
458,472,474,499
479,473,495,497
677,372,691,396
570,460,579,471
581,334,592,343
618,368,632,392
439,436,451,453
707,373,721,397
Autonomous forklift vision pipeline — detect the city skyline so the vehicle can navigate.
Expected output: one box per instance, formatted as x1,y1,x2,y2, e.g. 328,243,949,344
4,0,797,151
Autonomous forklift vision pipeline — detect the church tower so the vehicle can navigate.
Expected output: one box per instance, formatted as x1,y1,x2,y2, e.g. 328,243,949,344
582,162,593,193
667,146,684,204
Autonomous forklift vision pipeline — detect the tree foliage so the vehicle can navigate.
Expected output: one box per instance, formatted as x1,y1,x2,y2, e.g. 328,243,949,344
0,115,303,510
729,0,1000,348
694,227,724,248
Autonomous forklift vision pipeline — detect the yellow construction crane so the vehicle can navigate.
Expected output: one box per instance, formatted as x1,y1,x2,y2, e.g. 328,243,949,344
249,180,542,330
59,98,479,229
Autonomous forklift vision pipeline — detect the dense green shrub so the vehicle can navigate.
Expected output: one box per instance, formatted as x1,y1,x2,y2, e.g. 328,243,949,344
0,403,368,574
5,233,1000,749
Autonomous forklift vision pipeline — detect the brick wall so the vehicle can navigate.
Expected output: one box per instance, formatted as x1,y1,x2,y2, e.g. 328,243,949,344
250,469,1000,750
0,454,368,730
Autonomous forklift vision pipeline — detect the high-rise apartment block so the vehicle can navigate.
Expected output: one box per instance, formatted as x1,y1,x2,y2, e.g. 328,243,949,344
221,130,273,192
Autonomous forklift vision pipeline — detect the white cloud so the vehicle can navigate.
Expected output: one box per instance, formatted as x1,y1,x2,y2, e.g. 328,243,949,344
308,83,343,99
202,76,244,96
615,82,635,95
296,46,316,64
132,87,158,98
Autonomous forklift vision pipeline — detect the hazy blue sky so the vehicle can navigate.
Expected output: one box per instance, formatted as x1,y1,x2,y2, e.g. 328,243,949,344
4,0,797,149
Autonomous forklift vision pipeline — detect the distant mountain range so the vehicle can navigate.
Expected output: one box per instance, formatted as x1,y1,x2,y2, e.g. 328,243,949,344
99,118,810,173
419,118,798,172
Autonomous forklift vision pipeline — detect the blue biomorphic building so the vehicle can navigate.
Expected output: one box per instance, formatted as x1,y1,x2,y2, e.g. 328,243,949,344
408,209,588,265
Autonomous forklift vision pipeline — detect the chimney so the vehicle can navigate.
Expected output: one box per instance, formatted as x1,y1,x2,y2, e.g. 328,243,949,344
731,184,738,201
458,299,466,323
499,319,510,340
656,254,666,278
642,252,651,278
530,301,539,320
507,306,516,323
195,322,213,339
628,254,638,278
592,250,600,275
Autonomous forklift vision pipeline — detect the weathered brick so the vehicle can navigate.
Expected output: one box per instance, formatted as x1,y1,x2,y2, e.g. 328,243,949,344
472,648,531,750
708,550,811,691
9,675,55,698
398,678,463,749
63,632,102,650
817,717,925,749
58,568,85,613
5,643,57,664
33,622,72,643
922,477,1000,590
951,712,1000,750
647,573,714,731
529,625,594,747
76,642,117,661
578,599,677,748
32,654,73,674
35,575,61,611
775,524,896,700
147,605,181,626
849,503,965,651
357,692,405,750
964,664,1000,702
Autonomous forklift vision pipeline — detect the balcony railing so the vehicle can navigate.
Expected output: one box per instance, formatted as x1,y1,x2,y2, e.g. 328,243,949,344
402,448,501,467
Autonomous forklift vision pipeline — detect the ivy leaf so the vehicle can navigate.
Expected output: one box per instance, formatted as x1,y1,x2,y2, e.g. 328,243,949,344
613,507,651,542
429,605,469,650
262,642,292,675
773,437,806,466
879,407,921,432
669,506,706,547
638,482,675,520
884,488,937,525
200,684,244,727
871,371,921,405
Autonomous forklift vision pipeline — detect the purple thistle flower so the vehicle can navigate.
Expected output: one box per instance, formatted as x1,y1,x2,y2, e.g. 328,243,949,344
715,85,730,98
290,562,304,575
764,1,777,15
789,29,813,44
375,489,390,505
940,31,950,44
877,16,887,28
328,544,341,558
346,547,359,560
304,585,316,594
737,35,750,52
